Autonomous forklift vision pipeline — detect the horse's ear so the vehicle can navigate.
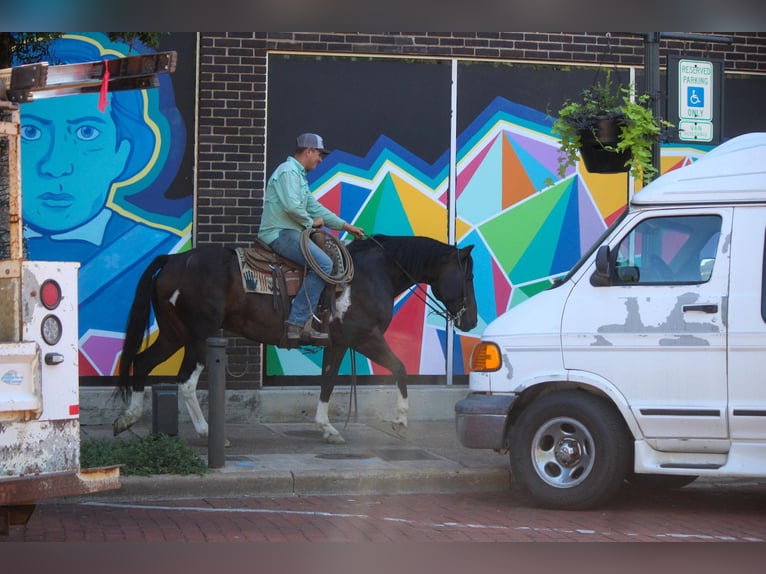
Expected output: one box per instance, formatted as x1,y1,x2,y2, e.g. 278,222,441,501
460,245,474,257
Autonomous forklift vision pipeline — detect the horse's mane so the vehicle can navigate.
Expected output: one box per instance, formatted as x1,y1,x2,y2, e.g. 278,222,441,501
353,234,454,270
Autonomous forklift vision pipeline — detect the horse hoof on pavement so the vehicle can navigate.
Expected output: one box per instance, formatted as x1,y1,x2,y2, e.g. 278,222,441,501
113,416,133,436
391,421,407,438
325,433,346,444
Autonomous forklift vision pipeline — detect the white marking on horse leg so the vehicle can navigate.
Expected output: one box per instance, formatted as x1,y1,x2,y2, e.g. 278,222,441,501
314,400,345,444
169,289,180,306
113,391,145,435
392,390,409,437
179,364,208,437
330,286,352,321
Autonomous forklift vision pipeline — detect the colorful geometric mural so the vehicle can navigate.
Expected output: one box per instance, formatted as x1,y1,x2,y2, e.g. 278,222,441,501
19,33,193,378
267,96,710,378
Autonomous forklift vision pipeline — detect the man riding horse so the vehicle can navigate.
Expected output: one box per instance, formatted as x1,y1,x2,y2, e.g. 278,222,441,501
258,133,365,345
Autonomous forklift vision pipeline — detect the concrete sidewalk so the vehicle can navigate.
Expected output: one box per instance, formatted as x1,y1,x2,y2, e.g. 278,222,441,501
78,418,512,501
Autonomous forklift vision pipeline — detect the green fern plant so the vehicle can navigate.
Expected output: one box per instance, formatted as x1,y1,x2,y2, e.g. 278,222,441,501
552,71,673,183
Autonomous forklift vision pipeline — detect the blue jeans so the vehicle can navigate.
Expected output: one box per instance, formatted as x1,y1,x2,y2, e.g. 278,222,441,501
269,229,333,327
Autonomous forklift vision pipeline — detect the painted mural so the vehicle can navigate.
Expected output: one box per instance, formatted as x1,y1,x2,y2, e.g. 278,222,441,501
267,95,710,377
19,33,193,378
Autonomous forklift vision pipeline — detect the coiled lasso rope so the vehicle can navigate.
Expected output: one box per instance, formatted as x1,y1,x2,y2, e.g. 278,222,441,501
299,228,355,285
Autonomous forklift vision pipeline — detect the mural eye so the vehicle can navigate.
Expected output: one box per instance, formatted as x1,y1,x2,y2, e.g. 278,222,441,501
75,125,101,141
20,125,42,141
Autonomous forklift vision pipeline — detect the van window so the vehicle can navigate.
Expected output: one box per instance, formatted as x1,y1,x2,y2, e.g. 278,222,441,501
613,215,722,285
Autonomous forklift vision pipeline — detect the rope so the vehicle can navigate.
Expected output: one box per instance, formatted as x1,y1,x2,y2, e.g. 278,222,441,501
299,228,355,285
343,349,358,429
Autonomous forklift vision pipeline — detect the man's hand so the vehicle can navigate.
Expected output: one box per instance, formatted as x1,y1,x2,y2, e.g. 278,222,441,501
343,223,365,240
312,217,325,228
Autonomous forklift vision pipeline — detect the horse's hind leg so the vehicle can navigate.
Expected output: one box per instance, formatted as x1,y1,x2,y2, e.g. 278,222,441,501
315,344,347,444
113,388,147,436
113,337,183,435
177,340,233,446
178,358,207,437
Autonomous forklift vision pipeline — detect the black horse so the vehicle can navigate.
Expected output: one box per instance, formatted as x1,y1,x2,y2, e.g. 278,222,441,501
113,234,477,443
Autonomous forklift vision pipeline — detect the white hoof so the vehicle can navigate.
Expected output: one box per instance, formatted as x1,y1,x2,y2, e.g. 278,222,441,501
391,421,408,438
316,422,346,444
325,432,346,444
113,416,135,436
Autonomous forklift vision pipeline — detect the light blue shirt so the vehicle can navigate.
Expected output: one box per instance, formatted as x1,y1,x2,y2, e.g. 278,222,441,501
257,156,345,244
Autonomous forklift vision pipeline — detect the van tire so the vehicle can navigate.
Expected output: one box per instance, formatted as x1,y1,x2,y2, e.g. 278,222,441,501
509,391,631,510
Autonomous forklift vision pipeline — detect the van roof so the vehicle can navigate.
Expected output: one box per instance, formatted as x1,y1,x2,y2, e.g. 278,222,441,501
632,132,766,206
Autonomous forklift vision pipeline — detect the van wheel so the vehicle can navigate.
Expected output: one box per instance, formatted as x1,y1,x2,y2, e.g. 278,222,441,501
509,391,631,510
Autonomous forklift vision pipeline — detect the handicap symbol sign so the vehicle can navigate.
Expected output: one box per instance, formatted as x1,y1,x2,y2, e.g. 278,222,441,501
687,87,705,108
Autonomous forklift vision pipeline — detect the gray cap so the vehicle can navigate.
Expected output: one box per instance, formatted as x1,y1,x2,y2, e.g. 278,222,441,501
297,133,331,154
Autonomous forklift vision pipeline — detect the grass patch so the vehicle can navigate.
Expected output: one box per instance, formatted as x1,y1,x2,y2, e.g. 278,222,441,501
81,433,208,476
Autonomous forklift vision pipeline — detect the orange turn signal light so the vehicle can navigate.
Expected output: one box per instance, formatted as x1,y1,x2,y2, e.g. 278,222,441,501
470,341,502,372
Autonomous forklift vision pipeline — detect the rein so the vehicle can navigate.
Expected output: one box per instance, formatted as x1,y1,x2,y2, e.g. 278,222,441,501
365,234,468,324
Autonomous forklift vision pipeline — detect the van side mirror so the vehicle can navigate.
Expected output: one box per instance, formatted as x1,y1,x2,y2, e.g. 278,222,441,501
590,245,612,286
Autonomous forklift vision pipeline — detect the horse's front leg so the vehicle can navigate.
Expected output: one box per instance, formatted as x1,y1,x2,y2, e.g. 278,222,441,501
315,344,347,444
315,399,345,444
178,363,208,437
393,385,409,437
356,337,408,438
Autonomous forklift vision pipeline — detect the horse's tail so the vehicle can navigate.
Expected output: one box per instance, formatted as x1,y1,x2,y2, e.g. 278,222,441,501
115,254,170,402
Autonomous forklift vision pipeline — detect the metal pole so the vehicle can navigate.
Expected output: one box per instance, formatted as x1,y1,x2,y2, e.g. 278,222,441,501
446,58,458,386
206,333,227,468
643,32,661,181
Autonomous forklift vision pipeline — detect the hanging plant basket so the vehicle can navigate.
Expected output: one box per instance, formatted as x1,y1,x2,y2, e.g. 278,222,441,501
577,116,631,174
551,69,674,183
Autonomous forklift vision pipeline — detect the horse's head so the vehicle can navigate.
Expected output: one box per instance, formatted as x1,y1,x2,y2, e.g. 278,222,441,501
432,244,478,332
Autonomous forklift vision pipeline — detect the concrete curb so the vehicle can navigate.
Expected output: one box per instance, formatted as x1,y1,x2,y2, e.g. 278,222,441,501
76,468,511,501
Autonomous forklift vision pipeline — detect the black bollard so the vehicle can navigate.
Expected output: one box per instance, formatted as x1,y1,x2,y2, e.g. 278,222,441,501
151,383,178,436
206,335,228,468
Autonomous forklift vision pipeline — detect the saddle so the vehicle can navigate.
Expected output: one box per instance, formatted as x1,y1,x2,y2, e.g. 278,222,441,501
236,240,302,297
235,236,343,348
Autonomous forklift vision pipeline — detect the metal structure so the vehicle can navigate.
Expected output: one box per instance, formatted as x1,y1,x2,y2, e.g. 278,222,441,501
0,52,176,534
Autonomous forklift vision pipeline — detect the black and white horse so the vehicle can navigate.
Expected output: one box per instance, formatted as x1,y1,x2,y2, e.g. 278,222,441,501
113,234,478,443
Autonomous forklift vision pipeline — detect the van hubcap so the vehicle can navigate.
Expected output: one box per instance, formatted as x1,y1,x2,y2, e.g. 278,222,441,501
531,416,595,488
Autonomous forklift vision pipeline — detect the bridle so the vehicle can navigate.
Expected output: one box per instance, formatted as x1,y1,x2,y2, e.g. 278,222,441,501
366,235,470,326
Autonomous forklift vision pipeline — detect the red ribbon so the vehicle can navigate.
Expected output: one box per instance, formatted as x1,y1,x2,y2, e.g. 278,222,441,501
98,60,110,112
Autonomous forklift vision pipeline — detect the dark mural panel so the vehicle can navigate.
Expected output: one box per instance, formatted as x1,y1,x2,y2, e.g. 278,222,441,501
723,74,766,139
457,62,652,133
267,54,452,177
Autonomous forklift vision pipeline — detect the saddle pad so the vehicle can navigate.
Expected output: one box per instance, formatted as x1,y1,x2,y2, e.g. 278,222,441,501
235,247,301,296
235,248,276,294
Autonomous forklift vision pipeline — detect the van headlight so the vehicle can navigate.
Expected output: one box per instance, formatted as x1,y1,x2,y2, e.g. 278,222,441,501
470,341,502,372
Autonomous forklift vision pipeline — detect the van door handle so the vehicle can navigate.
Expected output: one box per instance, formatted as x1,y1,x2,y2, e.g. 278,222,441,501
683,304,718,313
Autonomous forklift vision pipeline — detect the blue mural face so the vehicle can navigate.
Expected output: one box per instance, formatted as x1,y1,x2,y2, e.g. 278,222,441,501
21,94,132,234
19,33,193,378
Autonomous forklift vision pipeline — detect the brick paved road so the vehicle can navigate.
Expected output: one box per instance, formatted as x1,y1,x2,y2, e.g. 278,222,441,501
4,479,766,543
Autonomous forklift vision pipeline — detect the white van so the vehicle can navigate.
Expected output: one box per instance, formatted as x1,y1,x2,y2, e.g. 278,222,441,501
456,132,766,510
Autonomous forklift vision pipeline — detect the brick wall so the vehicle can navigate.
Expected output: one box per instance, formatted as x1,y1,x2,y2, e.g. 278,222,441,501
196,32,766,388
